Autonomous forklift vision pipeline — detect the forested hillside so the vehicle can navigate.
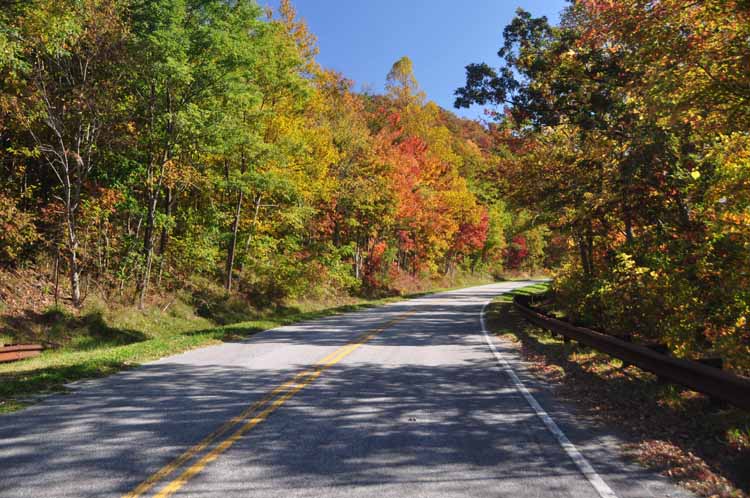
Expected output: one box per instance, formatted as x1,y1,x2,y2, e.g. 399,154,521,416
0,0,545,319
456,1,750,373
3,0,748,376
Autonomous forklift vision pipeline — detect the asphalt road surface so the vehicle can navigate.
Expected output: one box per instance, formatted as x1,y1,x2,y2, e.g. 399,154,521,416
0,282,694,498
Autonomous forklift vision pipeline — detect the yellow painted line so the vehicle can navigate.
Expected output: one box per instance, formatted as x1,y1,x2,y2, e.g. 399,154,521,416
124,311,415,498
122,347,346,498
150,311,414,498
154,372,317,498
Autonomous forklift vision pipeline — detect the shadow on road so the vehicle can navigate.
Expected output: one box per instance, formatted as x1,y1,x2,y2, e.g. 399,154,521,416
0,282,671,497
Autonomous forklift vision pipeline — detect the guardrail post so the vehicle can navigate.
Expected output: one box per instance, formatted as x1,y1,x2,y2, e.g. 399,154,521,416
644,344,670,383
613,334,632,368
697,358,728,408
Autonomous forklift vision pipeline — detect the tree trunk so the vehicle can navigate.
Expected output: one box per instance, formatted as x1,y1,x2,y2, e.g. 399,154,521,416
139,86,173,309
576,223,596,277
354,242,361,281
138,189,158,309
156,187,172,287
578,234,591,277
225,189,243,292
66,213,81,307
586,225,595,276
54,250,60,306
242,194,262,265
624,214,634,246
622,186,634,245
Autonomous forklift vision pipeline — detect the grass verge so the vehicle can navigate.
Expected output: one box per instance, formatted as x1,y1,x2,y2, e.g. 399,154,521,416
485,283,750,498
0,276,496,414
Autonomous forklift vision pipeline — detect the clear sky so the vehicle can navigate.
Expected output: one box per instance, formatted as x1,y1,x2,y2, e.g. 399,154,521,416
262,1,569,120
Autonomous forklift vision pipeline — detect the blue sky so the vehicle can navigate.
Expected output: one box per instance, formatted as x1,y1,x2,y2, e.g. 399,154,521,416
262,1,568,120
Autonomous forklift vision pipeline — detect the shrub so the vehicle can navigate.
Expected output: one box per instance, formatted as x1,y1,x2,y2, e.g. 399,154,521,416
0,194,39,266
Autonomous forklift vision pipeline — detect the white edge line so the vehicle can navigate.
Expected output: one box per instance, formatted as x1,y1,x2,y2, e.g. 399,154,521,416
480,298,619,498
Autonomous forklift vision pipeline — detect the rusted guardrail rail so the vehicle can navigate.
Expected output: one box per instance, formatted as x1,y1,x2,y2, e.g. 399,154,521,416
0,344,43,363
512,295,750,411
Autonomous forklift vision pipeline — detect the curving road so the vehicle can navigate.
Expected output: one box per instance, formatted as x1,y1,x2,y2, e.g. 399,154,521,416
0,282,693,498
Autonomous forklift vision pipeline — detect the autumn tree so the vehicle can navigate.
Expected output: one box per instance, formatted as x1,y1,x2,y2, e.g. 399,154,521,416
457,2,750,371
12,0,129,306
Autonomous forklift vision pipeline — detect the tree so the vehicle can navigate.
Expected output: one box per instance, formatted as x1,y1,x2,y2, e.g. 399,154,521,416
386,56,425,106
17,0,128,306
128,0,269,306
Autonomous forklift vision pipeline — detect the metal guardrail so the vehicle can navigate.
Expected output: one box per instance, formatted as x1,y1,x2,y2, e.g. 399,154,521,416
512,295,750,411
0,344,43,363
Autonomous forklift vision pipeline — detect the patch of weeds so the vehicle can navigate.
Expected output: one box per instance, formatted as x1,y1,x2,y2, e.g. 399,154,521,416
0,398,28,414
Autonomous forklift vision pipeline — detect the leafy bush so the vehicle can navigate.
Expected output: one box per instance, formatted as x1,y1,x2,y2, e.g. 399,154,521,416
554,249,750,375
0,194,38,266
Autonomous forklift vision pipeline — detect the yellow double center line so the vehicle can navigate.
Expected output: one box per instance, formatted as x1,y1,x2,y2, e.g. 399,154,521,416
123,310,415,498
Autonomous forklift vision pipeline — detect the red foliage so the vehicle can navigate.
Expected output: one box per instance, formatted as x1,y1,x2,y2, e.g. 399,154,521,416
504,235,529,269
453,210,489,255
363,240,388,288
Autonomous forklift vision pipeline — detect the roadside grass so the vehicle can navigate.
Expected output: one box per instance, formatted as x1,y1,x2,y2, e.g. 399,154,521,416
486,283,750,498
0,276,496,414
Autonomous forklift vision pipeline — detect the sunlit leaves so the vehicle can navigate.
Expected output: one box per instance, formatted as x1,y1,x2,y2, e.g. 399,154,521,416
457,1,750,372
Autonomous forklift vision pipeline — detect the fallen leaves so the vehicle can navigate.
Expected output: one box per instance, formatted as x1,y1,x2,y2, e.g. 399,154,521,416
630,440,741,498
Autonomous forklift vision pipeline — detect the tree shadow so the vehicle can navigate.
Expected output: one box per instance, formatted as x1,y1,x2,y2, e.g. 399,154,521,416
0,332,662,496
0,280,683,498
1,308,147,349
1,310,148,405
190,283,474,329
0,360,128,402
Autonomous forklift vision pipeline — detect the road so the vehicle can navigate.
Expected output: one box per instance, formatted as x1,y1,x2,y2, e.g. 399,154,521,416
0,282,692,498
